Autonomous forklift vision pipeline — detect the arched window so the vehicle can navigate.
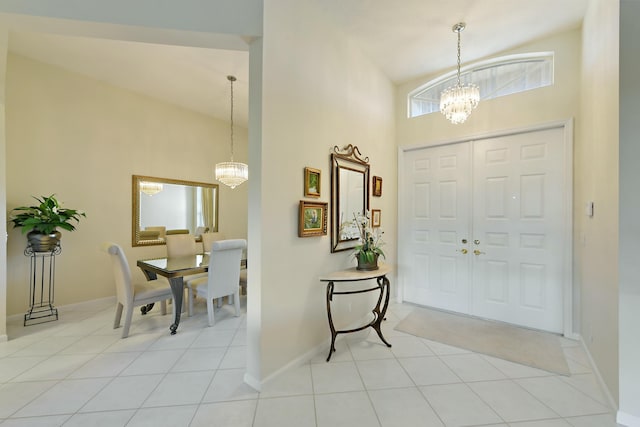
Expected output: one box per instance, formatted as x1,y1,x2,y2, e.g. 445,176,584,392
409,52,554,118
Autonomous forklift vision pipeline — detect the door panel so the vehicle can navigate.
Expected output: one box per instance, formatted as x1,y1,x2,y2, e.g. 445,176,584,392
471,128,565,332
402,126,567,333
403,143,471,313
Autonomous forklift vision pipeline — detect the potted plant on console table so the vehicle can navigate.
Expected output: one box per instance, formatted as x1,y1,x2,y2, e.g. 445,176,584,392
9,194,86,252
353,211,385,271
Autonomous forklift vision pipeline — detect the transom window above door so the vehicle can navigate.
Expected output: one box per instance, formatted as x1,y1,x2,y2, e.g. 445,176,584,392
408,52,554,118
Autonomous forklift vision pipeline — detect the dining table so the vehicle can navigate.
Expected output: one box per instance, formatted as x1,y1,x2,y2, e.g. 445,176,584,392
137,254,247,335
137,254,208,335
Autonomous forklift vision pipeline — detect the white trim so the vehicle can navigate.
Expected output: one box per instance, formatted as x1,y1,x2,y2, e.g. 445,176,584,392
618,411,640,427
577,335,619,413
397,119,574,336
6,296,117,324
247,314,373,390
243,372,261,392
562,118,574,338
396,145,406,304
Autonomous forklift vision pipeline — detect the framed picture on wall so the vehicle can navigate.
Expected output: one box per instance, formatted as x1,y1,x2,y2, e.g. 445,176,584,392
371,209,381,228
299,200,327,237
373,176,382,197
304,167,321,198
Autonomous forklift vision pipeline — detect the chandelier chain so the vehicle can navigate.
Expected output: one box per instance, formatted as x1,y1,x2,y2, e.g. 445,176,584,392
439,22,480,124
228,75,235,162
456,29,462,86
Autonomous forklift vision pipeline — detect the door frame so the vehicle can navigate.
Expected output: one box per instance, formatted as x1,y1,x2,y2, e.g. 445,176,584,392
397,119,575,338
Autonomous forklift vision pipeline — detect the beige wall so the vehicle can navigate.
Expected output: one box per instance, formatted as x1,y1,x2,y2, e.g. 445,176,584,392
396,29,581,147
5,53,248,316
579,0,619,405
254,0,397,381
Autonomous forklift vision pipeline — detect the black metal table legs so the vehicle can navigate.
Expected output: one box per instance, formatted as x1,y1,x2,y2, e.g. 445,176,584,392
325,274,392,362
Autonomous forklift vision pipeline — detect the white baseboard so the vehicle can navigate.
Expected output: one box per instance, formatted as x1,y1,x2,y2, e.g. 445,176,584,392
246,314,373,390
7,296,117,324
243,372,261,392
0,334,7,343
255,340,327,390
564,331,580,341
618,411,640,427
577,334,618,412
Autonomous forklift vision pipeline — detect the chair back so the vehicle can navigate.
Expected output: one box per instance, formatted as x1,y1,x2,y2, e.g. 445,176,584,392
101,242,133,305
194,226,209,237
207,239,247,299
166,234,198,257
145,226,166,239
201,232,226,253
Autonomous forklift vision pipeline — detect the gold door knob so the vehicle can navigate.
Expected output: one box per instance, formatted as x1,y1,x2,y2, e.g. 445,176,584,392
460,248,468,254
473,249,485,255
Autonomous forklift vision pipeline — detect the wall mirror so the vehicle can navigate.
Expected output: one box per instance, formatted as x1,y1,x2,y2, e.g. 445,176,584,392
132,175,219,246
330,145,370,252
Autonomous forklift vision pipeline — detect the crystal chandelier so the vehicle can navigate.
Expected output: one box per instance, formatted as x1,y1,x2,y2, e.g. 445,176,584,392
140,181,163,196
215,75,248,189
440,22,480,124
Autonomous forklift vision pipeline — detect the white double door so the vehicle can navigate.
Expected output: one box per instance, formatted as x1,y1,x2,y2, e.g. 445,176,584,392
401,127,569,333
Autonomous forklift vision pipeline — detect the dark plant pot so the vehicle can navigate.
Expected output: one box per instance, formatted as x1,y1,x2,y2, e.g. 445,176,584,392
27,230,61,252
356,253,379,271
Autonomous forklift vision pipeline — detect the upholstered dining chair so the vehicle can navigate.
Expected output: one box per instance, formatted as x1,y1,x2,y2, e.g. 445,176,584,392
201,232,225,253
165,234,206,310
145,226,166,240
202,232,247,296
186,239,247,325
101,242,174,338
165,234,198,257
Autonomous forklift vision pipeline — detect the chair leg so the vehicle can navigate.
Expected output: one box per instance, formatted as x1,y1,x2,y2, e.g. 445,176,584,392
233,291,240,317
160,300,167,315
207,297,215,327
122,305,133,338
187,286,194,317
114,303,123,329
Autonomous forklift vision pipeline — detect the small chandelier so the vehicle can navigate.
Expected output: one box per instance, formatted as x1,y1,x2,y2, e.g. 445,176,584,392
440,22,480,124
215,75,248,189
140,181,163,196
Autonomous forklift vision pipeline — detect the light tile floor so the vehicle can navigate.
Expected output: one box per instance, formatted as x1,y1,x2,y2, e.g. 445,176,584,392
0,297,622,427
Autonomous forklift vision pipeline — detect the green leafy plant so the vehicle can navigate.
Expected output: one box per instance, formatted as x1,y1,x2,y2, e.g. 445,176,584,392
9,194,86,235
353,211,385,263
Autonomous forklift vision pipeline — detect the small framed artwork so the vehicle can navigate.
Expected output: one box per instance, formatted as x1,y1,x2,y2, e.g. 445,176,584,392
371,209,381,228
304,167,321,198
373,176,383,197
299,200,328,237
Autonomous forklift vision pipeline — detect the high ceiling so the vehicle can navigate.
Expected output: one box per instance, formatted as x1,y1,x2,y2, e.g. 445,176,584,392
318,0,589,83
7,0,589,125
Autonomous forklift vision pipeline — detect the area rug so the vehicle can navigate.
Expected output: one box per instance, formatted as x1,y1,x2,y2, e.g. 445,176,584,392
395,307,570,375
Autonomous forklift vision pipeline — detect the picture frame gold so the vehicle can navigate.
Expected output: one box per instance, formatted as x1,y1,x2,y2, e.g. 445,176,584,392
299,200,328,237
304,167,321,198
373,176,383,197
371,209,381,228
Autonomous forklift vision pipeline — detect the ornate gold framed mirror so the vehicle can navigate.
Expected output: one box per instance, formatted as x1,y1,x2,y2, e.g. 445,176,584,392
330,145,370,252
132,175,219,246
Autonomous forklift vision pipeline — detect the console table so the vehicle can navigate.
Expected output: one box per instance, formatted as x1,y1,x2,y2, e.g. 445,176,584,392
319,264,392,361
